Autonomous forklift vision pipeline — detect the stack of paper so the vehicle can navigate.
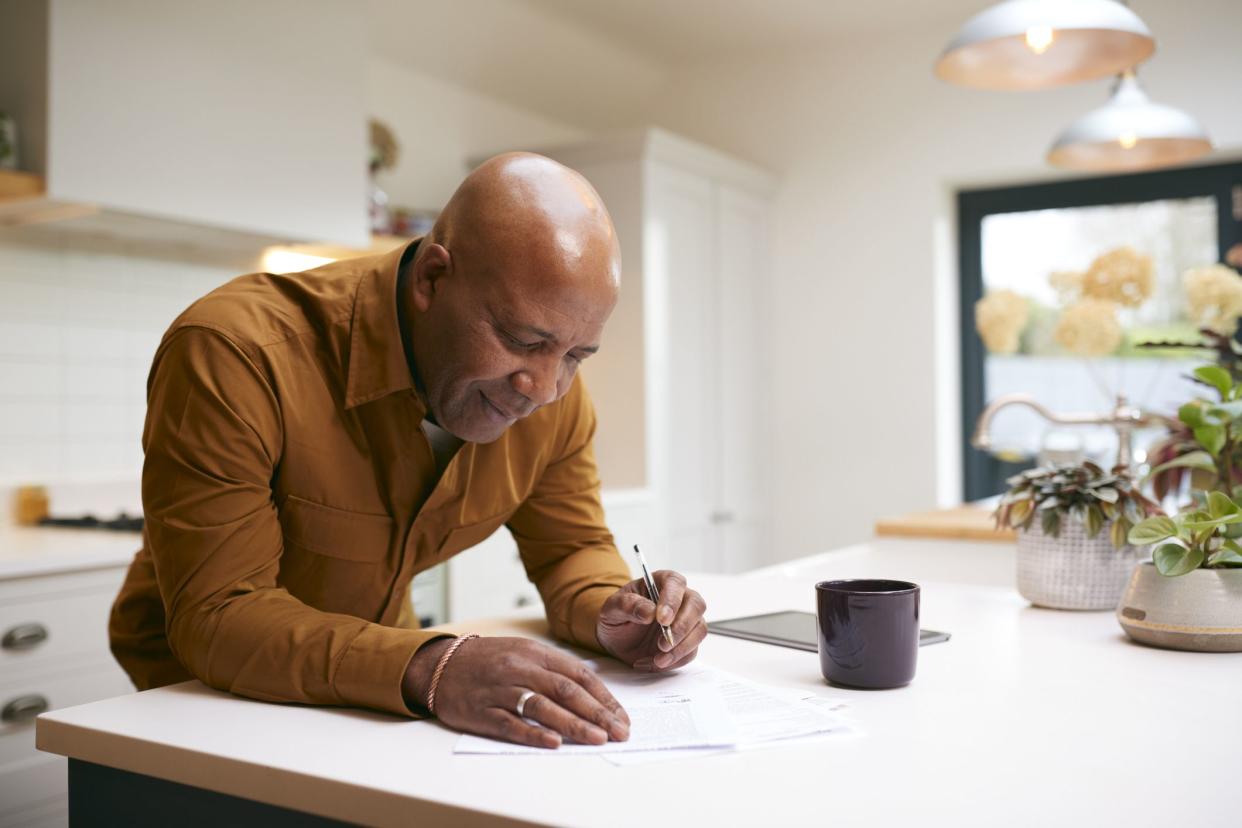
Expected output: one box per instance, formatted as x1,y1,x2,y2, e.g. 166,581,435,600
453,660,859,763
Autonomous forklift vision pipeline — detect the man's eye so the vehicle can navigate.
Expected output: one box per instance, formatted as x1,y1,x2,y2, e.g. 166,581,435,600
503,331,540,350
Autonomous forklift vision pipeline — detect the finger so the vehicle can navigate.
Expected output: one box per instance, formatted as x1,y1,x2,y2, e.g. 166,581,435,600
654,617,708,670
653,570,686,628
538,658,630,740
520,687,610,745
660,646,702,672
664,589,708,653
599,590,655,626
481,708,562,750
636,618,707,672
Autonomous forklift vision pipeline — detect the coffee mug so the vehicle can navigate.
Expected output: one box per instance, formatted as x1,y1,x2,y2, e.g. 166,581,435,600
816,579,920,689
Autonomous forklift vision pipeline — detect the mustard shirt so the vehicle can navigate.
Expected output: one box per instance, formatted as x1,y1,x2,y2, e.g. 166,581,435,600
107,240,632,718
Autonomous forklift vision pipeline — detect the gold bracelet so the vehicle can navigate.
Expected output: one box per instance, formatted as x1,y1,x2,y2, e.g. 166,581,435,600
426,633,479,715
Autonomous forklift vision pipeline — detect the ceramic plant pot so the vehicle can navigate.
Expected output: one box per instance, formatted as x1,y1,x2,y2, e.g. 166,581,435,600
1117,562,1242,652
1016,518,1145,610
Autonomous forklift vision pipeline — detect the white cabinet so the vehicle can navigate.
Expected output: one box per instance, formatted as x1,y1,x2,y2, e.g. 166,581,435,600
0,565,133,828
537,129,776,574
0,0,368,248
713,186,773,572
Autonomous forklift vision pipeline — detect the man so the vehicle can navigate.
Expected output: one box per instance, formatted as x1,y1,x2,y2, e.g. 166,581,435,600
108,153,708,749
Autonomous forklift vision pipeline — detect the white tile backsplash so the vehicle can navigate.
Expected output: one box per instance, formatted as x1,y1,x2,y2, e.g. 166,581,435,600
0,236,241,486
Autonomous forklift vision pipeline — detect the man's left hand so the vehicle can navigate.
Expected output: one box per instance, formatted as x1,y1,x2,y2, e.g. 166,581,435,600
596,571,707,671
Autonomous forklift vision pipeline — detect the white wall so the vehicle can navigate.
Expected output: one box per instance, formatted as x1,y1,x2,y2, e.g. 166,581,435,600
644,0,1242,561
366,57,586,210
0,235,238,485
367,0,665,133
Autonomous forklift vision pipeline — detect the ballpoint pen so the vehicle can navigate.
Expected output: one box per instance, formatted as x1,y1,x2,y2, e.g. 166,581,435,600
632,544,676,649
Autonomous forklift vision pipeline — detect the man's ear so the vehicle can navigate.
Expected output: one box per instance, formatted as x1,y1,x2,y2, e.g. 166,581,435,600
410,243,452,313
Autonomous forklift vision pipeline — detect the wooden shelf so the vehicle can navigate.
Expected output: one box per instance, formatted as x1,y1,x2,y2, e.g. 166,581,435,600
874,504,1016,542
0,168,45,200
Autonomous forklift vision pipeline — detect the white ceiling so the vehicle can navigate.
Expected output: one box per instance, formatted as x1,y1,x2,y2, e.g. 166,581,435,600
367,0,985,130
527,0,988,63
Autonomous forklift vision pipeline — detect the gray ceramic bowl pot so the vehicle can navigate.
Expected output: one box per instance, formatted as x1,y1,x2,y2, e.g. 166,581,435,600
1117,562,1242,652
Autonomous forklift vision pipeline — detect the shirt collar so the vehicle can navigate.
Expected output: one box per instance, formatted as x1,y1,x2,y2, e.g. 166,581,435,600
344,237,425,412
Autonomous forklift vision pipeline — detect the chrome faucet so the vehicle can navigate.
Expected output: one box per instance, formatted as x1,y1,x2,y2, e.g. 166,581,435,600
970,393,1172,475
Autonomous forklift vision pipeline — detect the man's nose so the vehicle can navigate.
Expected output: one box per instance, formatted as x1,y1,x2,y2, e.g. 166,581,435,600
511,356,561,409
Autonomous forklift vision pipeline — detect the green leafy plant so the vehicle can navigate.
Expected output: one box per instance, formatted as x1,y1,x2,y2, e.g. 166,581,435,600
1128,491,1242,576
1144,364,1242,501
994,461,1161,548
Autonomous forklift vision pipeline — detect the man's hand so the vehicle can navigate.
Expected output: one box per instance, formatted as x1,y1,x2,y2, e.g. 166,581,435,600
596,571,708,671
403,636,630,749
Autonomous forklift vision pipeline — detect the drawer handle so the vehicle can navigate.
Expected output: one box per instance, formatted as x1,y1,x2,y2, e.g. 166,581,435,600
2,623,49,650
2,694,50,724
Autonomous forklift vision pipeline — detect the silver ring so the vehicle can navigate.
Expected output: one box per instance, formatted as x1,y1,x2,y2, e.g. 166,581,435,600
516,689,537,718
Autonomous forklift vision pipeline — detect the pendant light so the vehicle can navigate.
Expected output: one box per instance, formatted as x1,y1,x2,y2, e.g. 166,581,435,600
1047,71,1213,171
935,0,1155,90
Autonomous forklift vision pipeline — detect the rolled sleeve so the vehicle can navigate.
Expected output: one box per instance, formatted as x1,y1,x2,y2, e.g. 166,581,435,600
143,326,447,718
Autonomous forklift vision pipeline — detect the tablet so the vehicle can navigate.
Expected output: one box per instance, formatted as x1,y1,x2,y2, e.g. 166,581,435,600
707,610,950,651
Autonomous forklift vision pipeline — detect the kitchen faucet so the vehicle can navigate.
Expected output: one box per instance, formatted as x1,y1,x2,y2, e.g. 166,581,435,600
970,393,1173,476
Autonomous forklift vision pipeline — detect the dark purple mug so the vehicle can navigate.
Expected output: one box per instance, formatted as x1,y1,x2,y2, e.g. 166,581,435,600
816,579,920,689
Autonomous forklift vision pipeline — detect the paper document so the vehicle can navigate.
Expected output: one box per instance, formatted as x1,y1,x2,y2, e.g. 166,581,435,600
602,668,858,766
454,665,738,755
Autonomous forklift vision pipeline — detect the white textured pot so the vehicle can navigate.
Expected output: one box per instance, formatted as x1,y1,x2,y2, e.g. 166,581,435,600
1016,518,1146,610
1117,562,1242,652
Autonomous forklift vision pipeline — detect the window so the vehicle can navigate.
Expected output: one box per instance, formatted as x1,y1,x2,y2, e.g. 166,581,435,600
959,161,1242,501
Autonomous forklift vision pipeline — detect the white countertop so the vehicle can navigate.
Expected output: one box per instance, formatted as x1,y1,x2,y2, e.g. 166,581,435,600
35,538,1242,827
0,525,139,580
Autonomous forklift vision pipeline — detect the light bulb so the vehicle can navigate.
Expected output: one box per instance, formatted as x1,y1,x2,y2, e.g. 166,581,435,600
1118,132,1138,149
1025,25,1055,55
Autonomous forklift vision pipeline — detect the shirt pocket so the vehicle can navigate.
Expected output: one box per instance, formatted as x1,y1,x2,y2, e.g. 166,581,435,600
279,494,394,562
437,512,511,561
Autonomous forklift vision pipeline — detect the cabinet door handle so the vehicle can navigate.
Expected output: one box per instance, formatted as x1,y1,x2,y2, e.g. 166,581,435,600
709,510,735,524
515,595,532,608
2,694,50,724
2,623,50,650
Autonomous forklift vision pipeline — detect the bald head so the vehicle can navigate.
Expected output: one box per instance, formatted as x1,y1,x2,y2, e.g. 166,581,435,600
401,153,621,443
429,152,620,295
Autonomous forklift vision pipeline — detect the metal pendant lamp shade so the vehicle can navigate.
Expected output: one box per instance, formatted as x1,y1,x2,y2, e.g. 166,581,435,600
935,0,1155,90
1047,72,1213,171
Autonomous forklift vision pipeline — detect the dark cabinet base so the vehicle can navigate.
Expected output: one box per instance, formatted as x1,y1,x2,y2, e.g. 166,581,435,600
68,758,357,827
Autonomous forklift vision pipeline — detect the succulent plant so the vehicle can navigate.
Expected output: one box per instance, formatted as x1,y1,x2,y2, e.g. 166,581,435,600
994,461,1162,548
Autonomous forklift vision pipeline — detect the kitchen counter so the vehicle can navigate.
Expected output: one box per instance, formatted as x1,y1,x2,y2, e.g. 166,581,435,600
874,502,1015,542
35,537,1241,827
0,526,139,580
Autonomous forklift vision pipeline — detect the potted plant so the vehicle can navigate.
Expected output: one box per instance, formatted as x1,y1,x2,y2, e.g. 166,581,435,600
1143,363,1242,502
994,462,1161,610
1120,364,1242,652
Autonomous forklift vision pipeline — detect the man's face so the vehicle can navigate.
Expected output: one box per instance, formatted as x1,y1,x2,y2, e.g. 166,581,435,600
413,248,616,443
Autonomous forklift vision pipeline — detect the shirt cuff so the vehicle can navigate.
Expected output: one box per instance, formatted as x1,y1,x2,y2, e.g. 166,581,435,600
568,585,623,654
333,624,455,719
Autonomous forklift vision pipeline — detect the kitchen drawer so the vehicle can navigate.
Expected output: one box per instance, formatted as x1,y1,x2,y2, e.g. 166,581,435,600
1,659,133,767
0,569,126,677
0,567,126,605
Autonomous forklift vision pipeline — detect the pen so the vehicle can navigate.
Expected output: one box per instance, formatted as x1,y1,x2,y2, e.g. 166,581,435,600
632,544,676,649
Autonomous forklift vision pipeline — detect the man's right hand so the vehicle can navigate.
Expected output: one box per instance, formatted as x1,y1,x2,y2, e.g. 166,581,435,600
402,636,630,749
